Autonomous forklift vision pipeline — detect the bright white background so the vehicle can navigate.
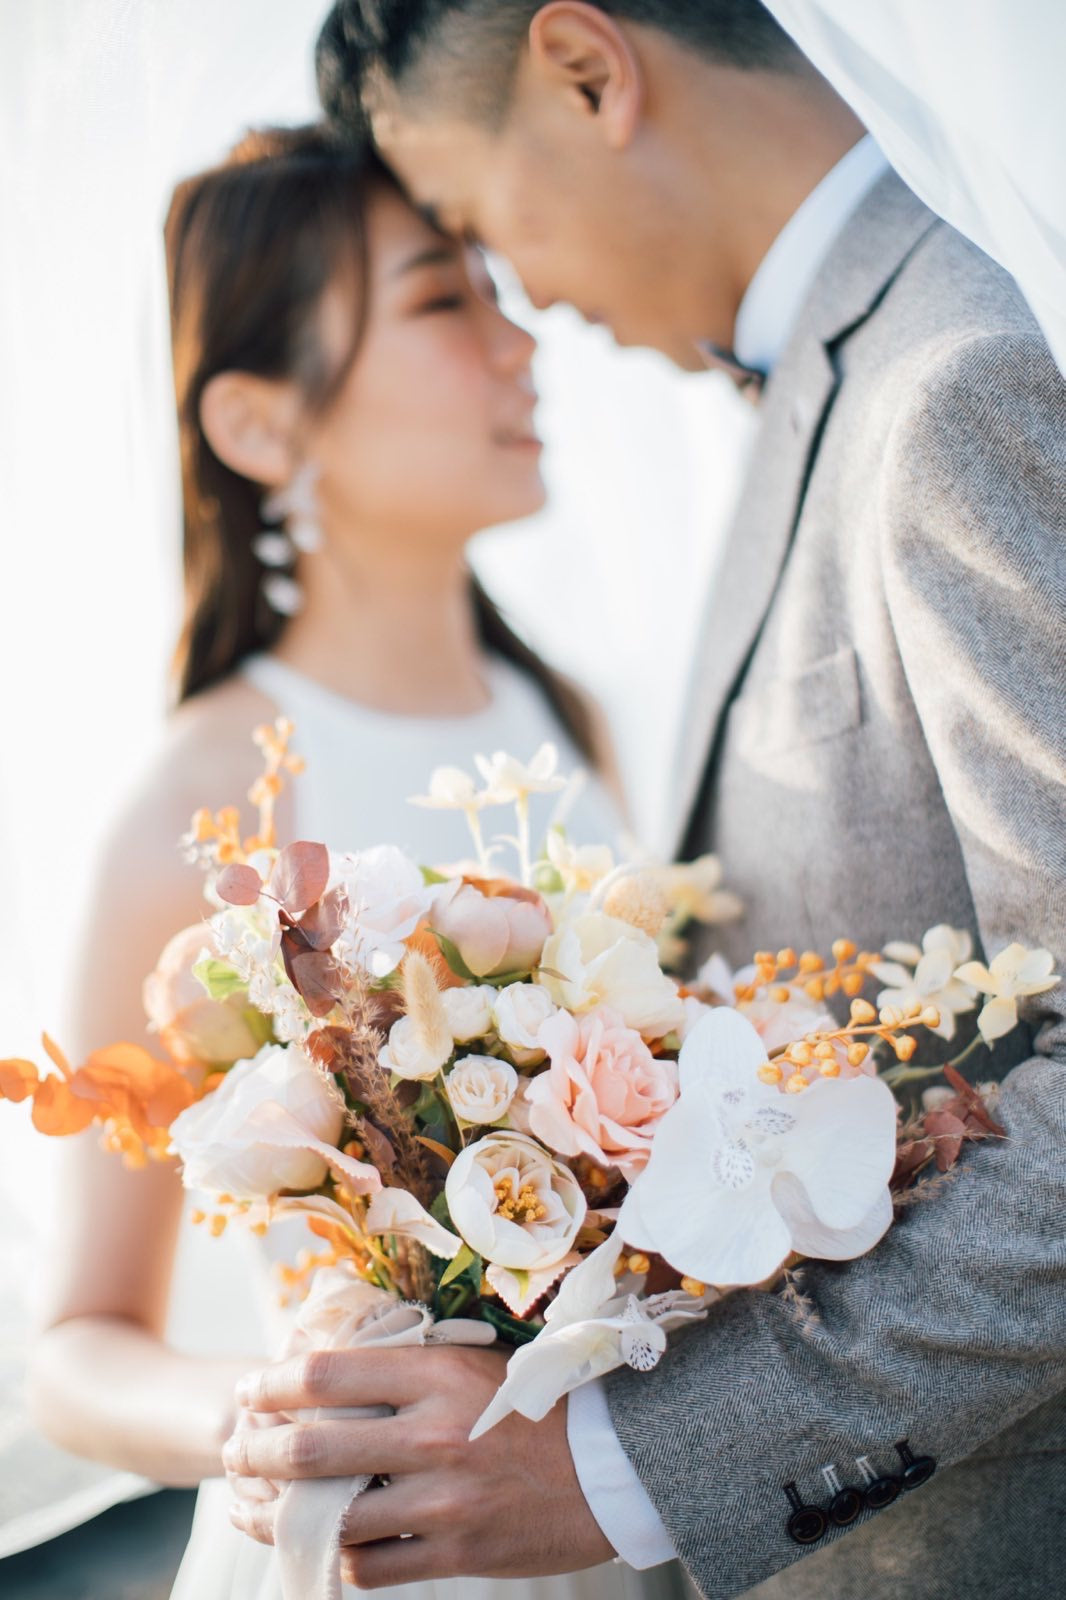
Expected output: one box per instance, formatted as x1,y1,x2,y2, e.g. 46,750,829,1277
0,0,751,1550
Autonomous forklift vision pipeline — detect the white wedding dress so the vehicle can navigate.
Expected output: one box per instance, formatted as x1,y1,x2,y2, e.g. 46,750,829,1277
170,650,689,1600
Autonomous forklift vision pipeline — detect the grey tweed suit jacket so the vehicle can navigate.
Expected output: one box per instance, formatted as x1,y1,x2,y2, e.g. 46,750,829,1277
605,173,1066,1599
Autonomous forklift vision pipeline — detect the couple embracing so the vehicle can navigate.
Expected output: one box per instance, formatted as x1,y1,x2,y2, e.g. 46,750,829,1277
35,5,1065,1600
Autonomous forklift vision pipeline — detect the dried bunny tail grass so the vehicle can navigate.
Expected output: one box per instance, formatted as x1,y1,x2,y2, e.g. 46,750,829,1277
402,949,452,1064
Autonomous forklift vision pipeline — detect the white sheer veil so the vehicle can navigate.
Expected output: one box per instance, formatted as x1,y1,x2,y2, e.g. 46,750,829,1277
764,0,1066,373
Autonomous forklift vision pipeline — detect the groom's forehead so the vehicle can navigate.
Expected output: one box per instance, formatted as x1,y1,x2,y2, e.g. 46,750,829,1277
371,100,494,224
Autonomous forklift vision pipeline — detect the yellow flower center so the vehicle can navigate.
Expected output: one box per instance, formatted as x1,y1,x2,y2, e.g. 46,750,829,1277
494,1175,547,1224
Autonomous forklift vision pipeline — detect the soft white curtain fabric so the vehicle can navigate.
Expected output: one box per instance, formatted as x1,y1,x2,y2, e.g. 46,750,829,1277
764,0,1066,372
0,0,747,1553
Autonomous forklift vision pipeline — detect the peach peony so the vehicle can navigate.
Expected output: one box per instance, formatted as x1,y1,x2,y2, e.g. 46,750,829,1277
432,878,552,979
526,1007,679,1179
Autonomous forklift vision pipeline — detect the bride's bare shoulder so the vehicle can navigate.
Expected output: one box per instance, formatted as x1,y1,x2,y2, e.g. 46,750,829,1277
99,671,285,892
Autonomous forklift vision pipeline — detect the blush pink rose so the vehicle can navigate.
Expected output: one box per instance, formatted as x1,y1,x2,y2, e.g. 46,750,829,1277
432,878,552,979
525,1007,679,1179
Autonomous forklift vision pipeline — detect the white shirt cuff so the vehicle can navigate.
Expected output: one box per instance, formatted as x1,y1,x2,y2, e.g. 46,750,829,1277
566,1376,678,1570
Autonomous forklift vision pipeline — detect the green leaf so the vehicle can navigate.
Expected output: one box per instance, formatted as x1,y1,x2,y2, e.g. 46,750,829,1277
421,866,451,886
242,1008,275,1048
439,1243,476,1289
428,930,478,982
193,958,246,1001
430,1190,453,1228
479,1299,545,1345
483,968,534,989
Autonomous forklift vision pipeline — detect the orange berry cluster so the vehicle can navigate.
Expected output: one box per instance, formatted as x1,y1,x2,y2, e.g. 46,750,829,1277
245,718,305,853
742,942,941,1094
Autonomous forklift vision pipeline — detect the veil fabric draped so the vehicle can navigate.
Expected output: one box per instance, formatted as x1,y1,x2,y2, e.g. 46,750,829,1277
764,0,1066,373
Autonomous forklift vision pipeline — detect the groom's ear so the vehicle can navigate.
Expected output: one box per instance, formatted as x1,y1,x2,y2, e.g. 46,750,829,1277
527,3,643,148
199,372,301,489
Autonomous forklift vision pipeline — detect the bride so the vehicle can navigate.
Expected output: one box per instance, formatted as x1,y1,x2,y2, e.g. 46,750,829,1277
27,125,686,1598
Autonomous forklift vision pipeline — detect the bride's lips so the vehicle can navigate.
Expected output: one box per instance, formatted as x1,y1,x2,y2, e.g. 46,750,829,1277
495,429,544,453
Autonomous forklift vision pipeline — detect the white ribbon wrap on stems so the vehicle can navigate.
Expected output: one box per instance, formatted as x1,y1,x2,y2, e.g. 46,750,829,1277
235,1263,495,1600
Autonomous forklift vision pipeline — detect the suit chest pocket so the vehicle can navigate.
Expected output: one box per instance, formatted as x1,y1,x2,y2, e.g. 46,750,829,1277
729,645,863,760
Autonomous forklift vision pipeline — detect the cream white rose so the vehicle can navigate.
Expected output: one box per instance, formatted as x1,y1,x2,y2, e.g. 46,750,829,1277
442,984,497,1043
492,982,558,1064
445,1055,519,1126
168,1042,378,1200
537,912,684,1040
445,1131,586,1269
379,1014,452,1082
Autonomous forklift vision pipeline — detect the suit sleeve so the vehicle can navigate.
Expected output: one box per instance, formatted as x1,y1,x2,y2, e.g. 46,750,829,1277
602,330,1066,1599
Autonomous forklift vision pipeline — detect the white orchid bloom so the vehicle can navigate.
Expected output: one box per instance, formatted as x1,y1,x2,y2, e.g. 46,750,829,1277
546,828,615,894
616,1009,898,1287
955,942,1060,1043
470,1232,709,1438
872,924,978,1040
409,765,487,811
474,743,567,804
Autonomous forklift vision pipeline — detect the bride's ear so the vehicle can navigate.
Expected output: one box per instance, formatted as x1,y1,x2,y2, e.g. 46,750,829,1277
199,372,300,488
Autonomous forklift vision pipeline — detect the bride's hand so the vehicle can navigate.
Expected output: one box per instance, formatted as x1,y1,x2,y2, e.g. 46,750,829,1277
222,1344,615,1586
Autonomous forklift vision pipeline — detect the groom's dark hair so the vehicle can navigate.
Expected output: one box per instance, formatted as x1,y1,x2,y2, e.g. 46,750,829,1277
317,2,802,131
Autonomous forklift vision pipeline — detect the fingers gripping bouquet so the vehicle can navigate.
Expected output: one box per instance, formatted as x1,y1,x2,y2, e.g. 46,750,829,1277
2,721,1057,1596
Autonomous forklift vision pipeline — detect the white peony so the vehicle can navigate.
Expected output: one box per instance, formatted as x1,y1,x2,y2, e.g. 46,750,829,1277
616,1009,898,1287
537,912,684,1040
330,845,449,979
445,1056,519,1126
445,1131,586,1270
379,1014,452,1082
442,984,497,1043
168,1042,379,1200
493,982,559,1063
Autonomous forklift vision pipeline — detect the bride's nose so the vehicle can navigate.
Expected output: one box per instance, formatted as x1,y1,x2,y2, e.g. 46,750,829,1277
486,303,537,376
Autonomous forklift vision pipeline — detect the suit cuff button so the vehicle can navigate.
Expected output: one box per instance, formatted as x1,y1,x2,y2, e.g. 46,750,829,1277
895,1439,937,1489
783,1483,828,1545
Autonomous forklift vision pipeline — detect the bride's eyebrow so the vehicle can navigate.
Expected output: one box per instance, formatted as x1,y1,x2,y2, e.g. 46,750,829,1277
391,243,461,279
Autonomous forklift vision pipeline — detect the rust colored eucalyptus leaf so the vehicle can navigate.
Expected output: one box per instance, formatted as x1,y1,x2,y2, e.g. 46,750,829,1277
298,887,347,951
943,1064,1006,1135
923,1109,968,1172
216,863,263,906
287,948,342,1017
270,841,330,916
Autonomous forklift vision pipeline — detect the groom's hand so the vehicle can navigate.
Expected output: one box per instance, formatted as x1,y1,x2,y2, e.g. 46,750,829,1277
223,1344,615,1588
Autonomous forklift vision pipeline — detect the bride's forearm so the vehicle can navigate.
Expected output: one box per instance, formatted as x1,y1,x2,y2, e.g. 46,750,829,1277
28,1315,260,1486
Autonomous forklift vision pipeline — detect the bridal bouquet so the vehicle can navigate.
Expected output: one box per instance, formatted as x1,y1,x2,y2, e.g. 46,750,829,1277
3,719,1056,1447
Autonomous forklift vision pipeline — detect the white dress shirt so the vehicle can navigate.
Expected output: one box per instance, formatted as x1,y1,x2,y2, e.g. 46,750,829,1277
565,133,891,1573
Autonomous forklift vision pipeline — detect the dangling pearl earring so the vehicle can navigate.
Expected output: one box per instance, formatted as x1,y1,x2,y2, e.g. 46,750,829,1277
254,462,323,617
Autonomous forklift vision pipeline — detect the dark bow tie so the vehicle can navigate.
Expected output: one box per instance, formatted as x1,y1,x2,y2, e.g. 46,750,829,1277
695,339,765,400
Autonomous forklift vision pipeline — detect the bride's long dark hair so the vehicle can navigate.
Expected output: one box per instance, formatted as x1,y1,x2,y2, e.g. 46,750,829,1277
164,124,594,760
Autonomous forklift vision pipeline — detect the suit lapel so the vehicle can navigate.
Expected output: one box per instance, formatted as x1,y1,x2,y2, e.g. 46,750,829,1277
672,174,940,855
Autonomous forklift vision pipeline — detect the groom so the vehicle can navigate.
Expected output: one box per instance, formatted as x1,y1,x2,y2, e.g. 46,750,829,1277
225,5,1066,1596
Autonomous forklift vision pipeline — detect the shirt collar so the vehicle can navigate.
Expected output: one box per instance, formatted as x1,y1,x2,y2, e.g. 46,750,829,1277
733,135,890,377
